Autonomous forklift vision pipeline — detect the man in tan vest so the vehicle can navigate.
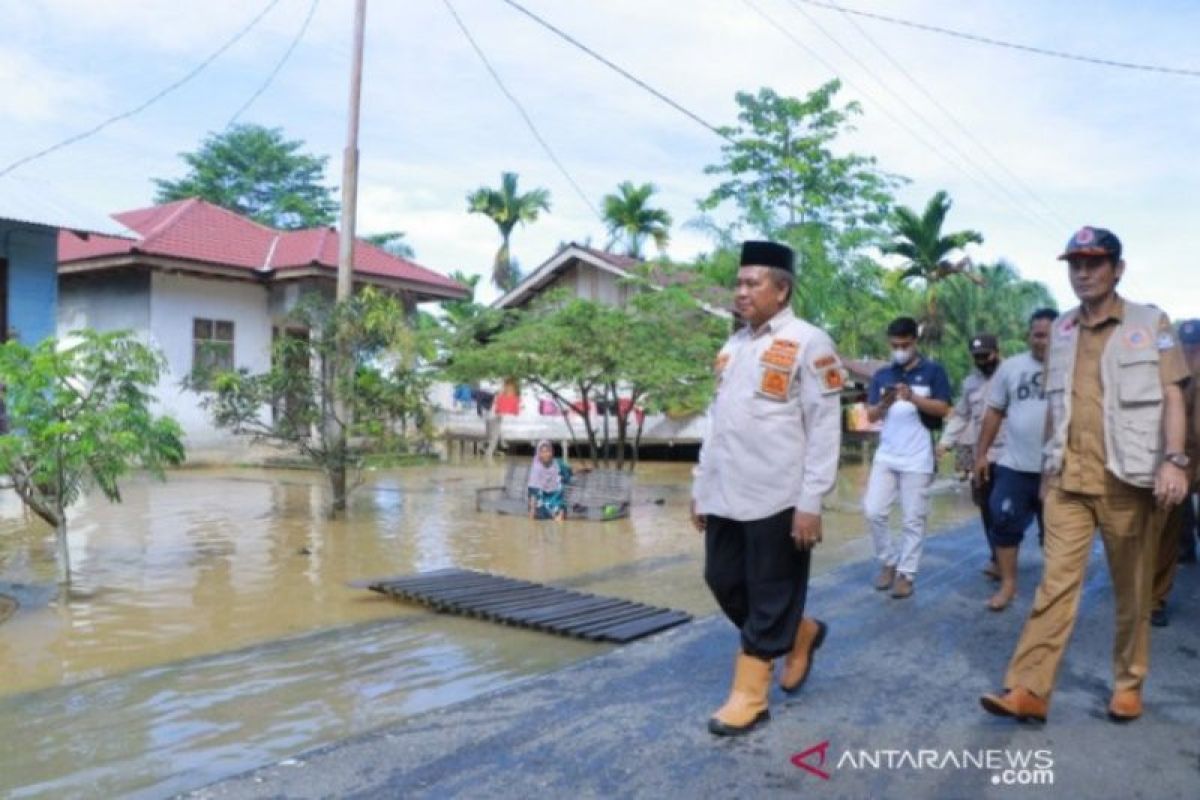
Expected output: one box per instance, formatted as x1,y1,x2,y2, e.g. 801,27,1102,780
980,226,1190,723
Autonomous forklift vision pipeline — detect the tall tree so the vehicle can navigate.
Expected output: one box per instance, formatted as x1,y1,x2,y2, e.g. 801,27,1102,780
601,181,672,258
363,231,416,259
155,124,338,229
467,172,551,291
700,82,900,238
0,331,186,585
882,190,984,347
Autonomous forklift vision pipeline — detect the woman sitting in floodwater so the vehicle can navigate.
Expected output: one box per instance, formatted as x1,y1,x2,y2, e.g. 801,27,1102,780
527,440,572,521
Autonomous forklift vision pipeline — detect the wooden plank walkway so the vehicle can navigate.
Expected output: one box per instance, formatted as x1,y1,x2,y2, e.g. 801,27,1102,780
368,568,691,644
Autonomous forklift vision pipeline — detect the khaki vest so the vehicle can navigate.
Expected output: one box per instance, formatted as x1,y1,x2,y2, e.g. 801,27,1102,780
1043,300,1166,488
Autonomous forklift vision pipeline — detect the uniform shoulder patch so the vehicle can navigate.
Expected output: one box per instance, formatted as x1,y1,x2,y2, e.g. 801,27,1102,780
1158,332,1177,351
812,354,839,370
820,367,845,394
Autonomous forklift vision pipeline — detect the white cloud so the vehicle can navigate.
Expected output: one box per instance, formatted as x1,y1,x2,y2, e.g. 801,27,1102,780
4,0,1200,319
0,49,107,123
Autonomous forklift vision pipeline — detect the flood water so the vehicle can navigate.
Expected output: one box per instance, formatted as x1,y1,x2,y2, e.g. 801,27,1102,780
0,461,974,798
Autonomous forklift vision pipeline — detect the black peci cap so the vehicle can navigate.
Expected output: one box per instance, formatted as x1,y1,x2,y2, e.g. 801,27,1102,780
740,240,795,273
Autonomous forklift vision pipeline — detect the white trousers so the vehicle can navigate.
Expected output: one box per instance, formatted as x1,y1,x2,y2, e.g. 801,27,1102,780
863,461,933,579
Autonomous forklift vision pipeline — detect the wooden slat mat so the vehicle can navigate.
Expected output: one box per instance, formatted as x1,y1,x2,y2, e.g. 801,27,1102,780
368,568,691,644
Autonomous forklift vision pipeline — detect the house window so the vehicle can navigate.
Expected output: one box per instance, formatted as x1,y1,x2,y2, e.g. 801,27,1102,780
192,318,235,388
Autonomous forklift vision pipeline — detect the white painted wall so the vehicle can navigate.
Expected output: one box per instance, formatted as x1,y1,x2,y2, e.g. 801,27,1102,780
148,272,273,455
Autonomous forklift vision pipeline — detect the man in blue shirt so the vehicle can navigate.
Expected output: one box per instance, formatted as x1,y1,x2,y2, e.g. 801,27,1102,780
863,317,953,598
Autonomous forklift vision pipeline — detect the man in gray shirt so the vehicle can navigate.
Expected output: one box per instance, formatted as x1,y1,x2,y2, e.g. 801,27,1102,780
973,308,1059,610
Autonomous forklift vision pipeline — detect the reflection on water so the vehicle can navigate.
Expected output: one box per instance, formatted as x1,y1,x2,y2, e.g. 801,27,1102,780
0,461,974,798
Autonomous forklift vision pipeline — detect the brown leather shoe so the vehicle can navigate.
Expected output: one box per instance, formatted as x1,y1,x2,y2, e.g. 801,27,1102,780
779,618,828,694
874,564,896,591
891,574,914,599
979,686,1048,722
708,652,772,736
1108,689,1142,722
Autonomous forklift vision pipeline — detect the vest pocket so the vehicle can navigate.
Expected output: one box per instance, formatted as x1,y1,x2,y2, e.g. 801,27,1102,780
1117,418,1160,476
1116,350,1162,405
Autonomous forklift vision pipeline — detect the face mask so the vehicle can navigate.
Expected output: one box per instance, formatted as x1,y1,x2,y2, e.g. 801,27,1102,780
976,358,998,376
891,348,913,365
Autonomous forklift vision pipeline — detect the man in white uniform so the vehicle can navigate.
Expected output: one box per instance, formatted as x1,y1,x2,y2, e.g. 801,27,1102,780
691,240,843,736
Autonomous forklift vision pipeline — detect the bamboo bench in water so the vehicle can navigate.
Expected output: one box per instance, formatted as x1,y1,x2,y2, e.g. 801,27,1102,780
475,460,633,521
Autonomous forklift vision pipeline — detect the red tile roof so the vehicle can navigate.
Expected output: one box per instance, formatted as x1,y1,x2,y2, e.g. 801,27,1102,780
58,198,467,298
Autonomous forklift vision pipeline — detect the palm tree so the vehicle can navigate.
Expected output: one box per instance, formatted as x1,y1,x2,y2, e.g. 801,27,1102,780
601,181,672,258
467,172,551,291
882,190,983,347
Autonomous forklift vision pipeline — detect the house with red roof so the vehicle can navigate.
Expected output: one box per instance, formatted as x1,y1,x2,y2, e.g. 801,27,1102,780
57,198,467,459
438,243,730,452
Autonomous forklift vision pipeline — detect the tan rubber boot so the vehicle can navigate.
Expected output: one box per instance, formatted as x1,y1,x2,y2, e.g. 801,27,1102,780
779,618,828,693
708,652,772,736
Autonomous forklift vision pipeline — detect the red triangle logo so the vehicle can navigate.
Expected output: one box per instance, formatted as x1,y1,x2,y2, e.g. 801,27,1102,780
791,740,832,780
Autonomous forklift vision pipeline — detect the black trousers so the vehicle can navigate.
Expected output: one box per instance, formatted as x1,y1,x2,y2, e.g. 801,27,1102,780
704,507,811,660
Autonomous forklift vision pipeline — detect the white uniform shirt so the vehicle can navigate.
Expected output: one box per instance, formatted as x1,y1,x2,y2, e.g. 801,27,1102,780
692,307,844,520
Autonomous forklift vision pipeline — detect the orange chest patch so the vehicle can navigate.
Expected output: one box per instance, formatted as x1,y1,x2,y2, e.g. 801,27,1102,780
761,338,800,370
759,367,790,400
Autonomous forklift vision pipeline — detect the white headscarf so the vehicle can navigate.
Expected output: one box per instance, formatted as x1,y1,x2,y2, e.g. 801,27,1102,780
527,439,562,492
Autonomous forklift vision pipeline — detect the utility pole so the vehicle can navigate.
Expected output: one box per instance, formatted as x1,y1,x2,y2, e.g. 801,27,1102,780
331,0,367,512
337,0,367,302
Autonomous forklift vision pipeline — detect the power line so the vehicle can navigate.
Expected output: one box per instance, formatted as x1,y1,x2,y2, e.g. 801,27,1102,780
441,0,602,221
0,0,285,179
779,0,1059,233
794,0,1200,78
228,0,321,127
741,0,1052,234
497,0,732,143
820,0,1071,229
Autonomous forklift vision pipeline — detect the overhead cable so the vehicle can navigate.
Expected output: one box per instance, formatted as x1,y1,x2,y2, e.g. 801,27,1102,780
443,0,602,220
228,0,321,127
0,0,285,178
795,0,1200,78
498,0,733,143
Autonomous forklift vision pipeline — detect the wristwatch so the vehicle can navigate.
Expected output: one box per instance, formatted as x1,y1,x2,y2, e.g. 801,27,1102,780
1164,452,1191,469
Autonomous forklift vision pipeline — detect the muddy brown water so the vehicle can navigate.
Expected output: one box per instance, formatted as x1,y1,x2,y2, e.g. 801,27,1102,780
0,461,974,798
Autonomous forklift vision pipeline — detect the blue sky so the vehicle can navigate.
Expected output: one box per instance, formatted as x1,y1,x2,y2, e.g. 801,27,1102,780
3,0,1199,315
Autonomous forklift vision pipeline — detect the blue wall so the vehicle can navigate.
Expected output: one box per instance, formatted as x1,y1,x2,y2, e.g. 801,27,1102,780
1,221,58,344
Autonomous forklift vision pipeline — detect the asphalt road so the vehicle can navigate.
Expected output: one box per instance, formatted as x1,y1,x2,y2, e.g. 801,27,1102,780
189,519,1200,800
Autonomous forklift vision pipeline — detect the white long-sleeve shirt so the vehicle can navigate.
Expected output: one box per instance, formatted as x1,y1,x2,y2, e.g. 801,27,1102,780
692,307,844,520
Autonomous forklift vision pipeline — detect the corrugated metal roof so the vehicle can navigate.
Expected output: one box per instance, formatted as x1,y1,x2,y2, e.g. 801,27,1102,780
0,174,134,238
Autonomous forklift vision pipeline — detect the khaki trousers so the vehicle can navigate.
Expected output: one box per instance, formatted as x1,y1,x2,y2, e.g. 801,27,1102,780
1152,503,1185,611
1005,480,1161,698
